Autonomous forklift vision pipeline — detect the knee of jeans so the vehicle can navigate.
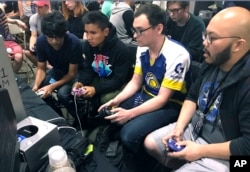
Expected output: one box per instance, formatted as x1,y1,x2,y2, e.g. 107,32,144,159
120,127,139,154
57,90,70,103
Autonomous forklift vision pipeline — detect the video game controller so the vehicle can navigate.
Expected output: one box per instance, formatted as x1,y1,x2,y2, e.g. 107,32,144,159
71,88,84,96
99,106,115,118
167,138,185,152
35,90,45,96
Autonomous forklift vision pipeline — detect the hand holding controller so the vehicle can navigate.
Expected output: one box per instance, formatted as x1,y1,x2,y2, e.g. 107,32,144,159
99,106,115,118
71,88,84,96
35,90,45,96
167,138,185,152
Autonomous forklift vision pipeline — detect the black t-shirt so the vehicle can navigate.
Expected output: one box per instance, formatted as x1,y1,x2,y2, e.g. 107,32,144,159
191,68,228,143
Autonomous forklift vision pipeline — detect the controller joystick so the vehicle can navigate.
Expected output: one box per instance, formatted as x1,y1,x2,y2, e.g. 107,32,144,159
167,138,185,152
71,88,84,96
99,106,114,118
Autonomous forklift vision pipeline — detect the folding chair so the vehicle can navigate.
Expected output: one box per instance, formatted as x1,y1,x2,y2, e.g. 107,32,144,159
8,23,35,84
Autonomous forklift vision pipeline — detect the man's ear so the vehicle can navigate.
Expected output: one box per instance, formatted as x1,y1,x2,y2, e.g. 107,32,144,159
103,28,109,36
232,39,247,53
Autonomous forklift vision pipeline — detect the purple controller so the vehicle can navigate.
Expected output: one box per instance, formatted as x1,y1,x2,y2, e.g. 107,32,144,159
71,88,84,96
168,138,185,152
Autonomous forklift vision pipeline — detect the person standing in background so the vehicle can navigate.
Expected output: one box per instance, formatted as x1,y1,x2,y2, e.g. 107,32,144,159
61,0,88,39
101,0,113,19
109,0,136,45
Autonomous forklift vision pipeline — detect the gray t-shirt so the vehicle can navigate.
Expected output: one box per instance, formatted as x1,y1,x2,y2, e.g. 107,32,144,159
29,13,42,35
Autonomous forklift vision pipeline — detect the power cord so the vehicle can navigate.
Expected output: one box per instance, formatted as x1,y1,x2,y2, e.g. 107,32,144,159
73,94,84,137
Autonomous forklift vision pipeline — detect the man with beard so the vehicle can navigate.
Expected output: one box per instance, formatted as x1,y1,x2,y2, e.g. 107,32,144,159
144,6,250,172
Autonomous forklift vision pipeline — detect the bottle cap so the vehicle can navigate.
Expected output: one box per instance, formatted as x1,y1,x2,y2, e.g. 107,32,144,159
48,145,68,168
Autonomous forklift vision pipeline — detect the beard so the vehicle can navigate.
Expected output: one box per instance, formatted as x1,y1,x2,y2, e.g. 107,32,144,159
205,44,232,66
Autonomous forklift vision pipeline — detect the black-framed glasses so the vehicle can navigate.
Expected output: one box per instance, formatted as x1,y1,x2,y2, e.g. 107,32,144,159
132,26,153,36
46,36,64,41
202,32,241,44
167,8,183,14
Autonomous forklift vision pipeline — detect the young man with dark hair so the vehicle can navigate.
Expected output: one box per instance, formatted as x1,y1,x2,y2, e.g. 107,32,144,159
32,11,83,116
165,1,205,62
61,11,130,129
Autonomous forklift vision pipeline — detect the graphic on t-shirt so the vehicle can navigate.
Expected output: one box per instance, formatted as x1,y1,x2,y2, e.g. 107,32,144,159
145,72,160,89
170,63,184,80
199,82,222,122
92,54,112,77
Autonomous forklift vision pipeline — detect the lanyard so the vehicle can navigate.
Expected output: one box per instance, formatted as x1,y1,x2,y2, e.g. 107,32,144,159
203,70,229,114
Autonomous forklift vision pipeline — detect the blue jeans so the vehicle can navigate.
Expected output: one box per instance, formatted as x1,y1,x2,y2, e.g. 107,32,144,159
119,92,181,154
40,69,75,116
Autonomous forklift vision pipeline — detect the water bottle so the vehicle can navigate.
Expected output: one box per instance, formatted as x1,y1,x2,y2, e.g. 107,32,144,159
46,145,76,172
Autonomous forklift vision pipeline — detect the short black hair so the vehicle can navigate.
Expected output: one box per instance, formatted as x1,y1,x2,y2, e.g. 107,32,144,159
167,1,190,9
41,11,68,38
134,4,166,34
82,11,109,30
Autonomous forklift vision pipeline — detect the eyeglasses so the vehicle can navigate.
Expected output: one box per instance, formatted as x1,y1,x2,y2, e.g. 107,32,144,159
167,8,183,14
46,36,64,41
132,26,153,36
202,32,241,44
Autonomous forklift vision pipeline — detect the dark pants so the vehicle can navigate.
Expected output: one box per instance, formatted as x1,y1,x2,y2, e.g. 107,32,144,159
40,69,74,116
119,92,181,154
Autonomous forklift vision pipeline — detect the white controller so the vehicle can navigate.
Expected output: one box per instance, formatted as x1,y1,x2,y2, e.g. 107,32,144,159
35,90,45,96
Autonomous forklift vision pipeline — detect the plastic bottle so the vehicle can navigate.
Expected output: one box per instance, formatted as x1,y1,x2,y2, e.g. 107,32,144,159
47,145,76,172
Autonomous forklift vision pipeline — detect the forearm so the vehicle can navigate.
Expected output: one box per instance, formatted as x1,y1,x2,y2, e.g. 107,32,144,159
200,141,231,160
7,17,19,24
113,79,141,105
33,69,46,90
128,96,168,119
29,36,37,47
175,100,197,130
50,71,76,91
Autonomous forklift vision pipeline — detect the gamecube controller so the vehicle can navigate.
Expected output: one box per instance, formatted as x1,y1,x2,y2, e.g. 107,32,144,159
168,138,185,152
99,106,115,118
71,88,84,96
35,90,45,96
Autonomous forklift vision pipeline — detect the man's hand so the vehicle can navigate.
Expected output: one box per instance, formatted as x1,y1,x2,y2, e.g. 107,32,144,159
82,86,96,98
105,108,132,125
167,140,204,162
37,85,54,98
15,19,27,30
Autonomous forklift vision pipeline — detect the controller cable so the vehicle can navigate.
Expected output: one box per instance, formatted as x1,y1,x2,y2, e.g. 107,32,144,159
73,93,84,137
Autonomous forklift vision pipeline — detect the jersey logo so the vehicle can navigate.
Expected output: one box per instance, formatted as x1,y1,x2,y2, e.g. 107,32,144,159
145,72,160,89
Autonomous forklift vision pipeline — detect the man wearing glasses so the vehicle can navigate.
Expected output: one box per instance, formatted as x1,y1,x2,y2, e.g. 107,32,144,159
144,7,250,172
32,11,83,116
165,1,205,62
100,4,191,169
